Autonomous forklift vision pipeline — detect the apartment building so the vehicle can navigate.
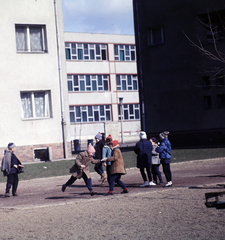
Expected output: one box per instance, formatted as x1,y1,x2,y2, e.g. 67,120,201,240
0,0,71,162
133,0,225,147
64,33,141,147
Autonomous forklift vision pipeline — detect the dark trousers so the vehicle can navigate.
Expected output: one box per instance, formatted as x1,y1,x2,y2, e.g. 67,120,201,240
151,164,163,183
94,162,104,176
6,173,18,194
109,174,126,191
140,167,152,182
162,164,172,182
65,173,93,191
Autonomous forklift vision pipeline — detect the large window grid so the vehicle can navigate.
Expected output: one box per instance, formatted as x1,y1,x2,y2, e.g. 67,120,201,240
20,91,51,119
65,43,107,61
118,104,140,120
116,75,138,91
15,25,47,52
67,75,109,92
69,105,111,123
114,44,136,61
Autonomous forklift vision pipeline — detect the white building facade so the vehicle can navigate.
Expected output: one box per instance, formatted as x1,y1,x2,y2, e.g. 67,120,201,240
0,0,71,162
64,33,141,147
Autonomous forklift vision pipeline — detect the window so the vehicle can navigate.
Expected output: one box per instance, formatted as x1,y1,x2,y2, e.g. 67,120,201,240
216,75,224,87
20,91,51,119
203,96,212,109
69,105,111,123
199,11,225,44
148,26,164,46
116,75,138,91
114,45,136,61
65,43,108,61
118,104,140,120
217,94,225,108
67,75,109,92
203,76,210,87
15,25,47,52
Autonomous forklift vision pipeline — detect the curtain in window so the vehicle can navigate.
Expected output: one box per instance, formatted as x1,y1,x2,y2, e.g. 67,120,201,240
34,92,45,117
120,50,125,61
16,27,27,51
21,93,32,118
30,27,43,51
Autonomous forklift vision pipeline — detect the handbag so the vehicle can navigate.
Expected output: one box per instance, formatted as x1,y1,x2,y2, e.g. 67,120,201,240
17,166,24,174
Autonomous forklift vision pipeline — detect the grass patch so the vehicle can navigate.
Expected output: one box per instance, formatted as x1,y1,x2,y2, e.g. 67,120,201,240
0,147,224,183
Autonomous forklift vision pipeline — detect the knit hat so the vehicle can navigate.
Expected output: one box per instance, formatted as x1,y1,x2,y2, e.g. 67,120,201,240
159,131,169,139
87,144,95,154
95,132,102,140
139,131,147,139
150,137,158,143
106,134,113,141
112,140,119,147
8,142,16,150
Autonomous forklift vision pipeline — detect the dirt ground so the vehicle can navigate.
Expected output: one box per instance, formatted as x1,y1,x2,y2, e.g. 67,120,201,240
0,158,224,240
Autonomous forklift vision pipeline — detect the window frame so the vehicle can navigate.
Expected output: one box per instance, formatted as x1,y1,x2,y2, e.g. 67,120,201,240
116,75,138,91
69,105,112,123
148,26,164,46
114,44,136,61
67,74,110,92
65,43,108,61
118,103,140,120
20,90,52,120
15,24,48,53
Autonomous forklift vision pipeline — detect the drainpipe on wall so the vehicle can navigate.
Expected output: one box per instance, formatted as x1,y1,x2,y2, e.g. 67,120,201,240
134,0,146,132
54,0,68,158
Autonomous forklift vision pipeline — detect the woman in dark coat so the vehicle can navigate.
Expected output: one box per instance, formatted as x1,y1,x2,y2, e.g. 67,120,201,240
1,143,24,197
134,131,156,187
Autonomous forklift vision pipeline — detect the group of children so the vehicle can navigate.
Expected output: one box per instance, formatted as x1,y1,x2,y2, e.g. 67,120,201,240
61,133,128,196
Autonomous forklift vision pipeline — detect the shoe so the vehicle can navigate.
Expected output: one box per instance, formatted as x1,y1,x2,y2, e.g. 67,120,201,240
140,181,149,187
121,189,129,194
5,193,10,197
105,191,113,195
149,181,156,186
61,184,66,192
159,181,164,185
13,193,18,196
153,181,157,184
90,190,97,196
165,181,173,187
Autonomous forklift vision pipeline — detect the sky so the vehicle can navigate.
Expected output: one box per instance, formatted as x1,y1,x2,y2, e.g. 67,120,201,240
61,0,134,35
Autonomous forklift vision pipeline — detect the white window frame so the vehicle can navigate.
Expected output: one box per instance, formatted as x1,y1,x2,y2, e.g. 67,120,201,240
20,91,51,119
114,44,136,61
65,43,108,61
118,104,140,120
69,105,111,123
116,75,138,91
15,24,47,53
67,74,110,92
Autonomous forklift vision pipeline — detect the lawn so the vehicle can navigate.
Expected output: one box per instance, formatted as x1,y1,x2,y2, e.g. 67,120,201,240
0,147,224,183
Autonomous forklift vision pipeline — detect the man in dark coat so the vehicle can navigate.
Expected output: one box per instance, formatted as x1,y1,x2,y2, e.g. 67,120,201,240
134,131,156,187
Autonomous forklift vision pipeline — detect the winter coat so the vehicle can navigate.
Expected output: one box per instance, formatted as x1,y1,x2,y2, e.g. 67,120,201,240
151,144,160,165
94,140,104,159
157,138,171,164
102,144,112,166
134,139,153,168
106,148,126,175
70,151,100,179
1,151,22,176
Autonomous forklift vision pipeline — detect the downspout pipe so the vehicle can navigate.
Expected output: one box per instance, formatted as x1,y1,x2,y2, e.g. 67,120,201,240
54,0,68,158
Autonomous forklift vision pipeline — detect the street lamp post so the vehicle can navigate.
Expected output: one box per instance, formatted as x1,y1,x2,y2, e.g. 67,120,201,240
119,97,124,144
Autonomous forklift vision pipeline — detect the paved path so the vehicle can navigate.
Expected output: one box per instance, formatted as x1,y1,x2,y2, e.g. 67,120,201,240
0,158,224,239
